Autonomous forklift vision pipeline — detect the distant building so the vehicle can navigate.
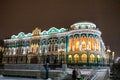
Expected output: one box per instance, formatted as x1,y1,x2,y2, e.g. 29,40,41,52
2,22,106,66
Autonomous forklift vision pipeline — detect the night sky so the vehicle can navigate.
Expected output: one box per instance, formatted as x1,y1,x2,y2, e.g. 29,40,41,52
0,0,120,59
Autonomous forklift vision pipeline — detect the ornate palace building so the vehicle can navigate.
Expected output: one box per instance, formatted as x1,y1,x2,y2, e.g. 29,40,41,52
2,22,106,66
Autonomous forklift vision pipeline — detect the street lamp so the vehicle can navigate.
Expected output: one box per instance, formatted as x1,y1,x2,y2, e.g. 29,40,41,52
106,47,111,66
59,49,65,65
112,51,115,64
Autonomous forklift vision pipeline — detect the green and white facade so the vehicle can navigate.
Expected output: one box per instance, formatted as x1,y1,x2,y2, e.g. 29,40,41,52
2,22,106,66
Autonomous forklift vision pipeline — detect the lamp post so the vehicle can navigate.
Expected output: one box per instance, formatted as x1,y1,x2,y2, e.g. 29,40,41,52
112,51,115,64
106,47,111,66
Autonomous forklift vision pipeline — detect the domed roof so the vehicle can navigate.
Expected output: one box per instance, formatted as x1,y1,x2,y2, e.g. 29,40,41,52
71,22,96,29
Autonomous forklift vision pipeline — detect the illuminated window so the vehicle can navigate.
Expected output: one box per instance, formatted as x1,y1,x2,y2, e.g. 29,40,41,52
74,54,79,63
88,37,92,50
81,36,86,50
81,53,87,62
95,38,99,51
74,38,76,51
97,55,100,62
30,43,39,53
91,37,94,50
30,44,33,52
90,54,95,62
69,38,73,51
48,38,58,52
76,41,79,51
68,55,72,63
74,37,79,51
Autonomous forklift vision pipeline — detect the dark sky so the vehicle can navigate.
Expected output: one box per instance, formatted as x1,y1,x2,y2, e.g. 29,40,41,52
0,0,120,59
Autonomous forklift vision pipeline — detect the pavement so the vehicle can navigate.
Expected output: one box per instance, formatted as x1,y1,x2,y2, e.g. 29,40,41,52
0,75,43,80
0,68,109,80
96,69,109,80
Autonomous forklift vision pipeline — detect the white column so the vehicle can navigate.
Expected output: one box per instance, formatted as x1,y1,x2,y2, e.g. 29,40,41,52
13,48,16,55
23,47,26,54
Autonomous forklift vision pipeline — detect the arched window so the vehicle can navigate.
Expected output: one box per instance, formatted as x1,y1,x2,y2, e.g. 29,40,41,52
74,54,79,63
88,37,93,50
81,36,86,50
95,38,99,51
74,37,76,51
81,53,87,62
74,37,79,51
55,44,58,51
90,54,95,62
91,37,94,50
48,38,58,52
68,55,72,63
97,55,100,62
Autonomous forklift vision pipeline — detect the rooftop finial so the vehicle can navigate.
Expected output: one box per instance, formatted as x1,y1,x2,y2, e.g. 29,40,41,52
32,27,41,36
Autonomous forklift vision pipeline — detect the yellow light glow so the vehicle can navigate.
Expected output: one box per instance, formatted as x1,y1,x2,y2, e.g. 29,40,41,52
82,41,86,50
90,54,95,62
30,44,33,52
76,41,79,47
76,41,79,51
95,39,99,51
107,49,111,53
74,54,79,63
97,55,100,61
81,36,86,50
97,55,100,58
81,53,87,62
68,55,72,58
68,55,72,63
88,37,93,50
112,52,115,60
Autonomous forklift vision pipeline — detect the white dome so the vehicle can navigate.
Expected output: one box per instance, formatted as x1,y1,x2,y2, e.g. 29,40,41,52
71,22,96,29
